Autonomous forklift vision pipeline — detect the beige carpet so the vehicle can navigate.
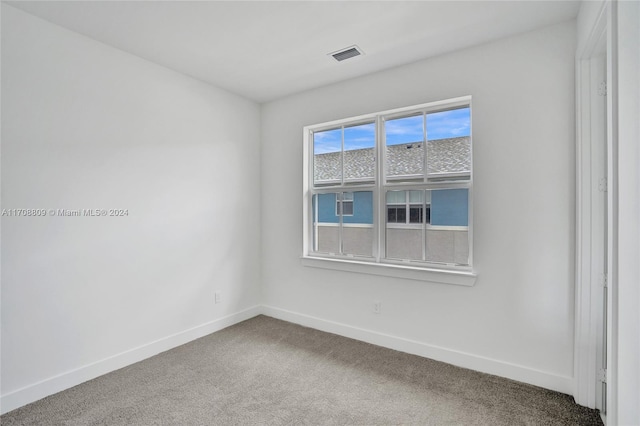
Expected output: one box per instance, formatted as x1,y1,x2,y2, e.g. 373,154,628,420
2,315,602,425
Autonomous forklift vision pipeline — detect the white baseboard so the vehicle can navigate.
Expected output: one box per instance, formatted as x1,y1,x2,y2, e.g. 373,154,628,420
261,305,574,395
0,305,262,415
2,304,575,415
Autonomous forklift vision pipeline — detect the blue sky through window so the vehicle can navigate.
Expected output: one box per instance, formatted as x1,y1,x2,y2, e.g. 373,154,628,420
314,107,470,152
314,123,375,154
427,107,470,140
385,114,423,145
314,128,341,154
385,107,471,145
344,123,375,151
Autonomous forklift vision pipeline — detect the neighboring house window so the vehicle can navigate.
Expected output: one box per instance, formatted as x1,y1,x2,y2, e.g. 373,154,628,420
336,192,354,216
303,96,472,272
386,190,429,224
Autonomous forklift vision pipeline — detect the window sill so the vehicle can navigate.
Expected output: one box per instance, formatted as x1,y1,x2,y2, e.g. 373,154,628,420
300,256,477,286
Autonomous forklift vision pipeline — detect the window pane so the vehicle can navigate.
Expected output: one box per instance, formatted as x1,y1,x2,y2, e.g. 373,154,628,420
409,206,422,223
430,188,468,226
313,192,373,257
409,190,423,203
386,228,422,260
386,190,405,204
314,128,342,185
425,188,469,265
313,193,340,254
384,188,469,264
387,207,398,223
344,123,375,183
409,190,424,223
385,114,424,181
342,191,373,257
386,190,408,224
396,207,406,223
342,201,354,216
426,107,471,180
386,190,421,260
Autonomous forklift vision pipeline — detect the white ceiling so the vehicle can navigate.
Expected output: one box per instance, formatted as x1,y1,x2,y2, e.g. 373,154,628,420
7,1,581,103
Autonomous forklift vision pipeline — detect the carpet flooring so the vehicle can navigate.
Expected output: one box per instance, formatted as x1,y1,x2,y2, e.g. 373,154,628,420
2,315,603,425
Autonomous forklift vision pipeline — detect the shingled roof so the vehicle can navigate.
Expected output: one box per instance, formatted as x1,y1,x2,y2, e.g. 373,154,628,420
314,136,470,183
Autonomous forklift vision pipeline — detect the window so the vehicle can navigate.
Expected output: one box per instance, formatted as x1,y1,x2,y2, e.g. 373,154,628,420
303,97,473,279
336,192,354,216
386,190,428,224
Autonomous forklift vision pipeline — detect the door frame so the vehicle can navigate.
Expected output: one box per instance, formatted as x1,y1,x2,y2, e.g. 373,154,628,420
574,0,609,412
574,2,623,424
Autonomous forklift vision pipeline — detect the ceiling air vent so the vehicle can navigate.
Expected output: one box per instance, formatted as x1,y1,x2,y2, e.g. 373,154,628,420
330,45,363,62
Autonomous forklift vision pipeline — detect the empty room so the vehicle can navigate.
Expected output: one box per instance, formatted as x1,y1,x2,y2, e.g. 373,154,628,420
1,1,638,425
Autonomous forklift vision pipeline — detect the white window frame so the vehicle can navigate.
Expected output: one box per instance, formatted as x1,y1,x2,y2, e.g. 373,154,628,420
302,96,476,286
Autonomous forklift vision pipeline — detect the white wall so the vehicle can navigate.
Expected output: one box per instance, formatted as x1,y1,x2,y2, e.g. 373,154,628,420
613,1,640,423
576,0,606,56
1,5,261,412
261,21,576,393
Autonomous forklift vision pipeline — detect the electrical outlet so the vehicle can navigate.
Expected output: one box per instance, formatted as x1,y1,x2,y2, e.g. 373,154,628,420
214,292,221,304
373,301,381,314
